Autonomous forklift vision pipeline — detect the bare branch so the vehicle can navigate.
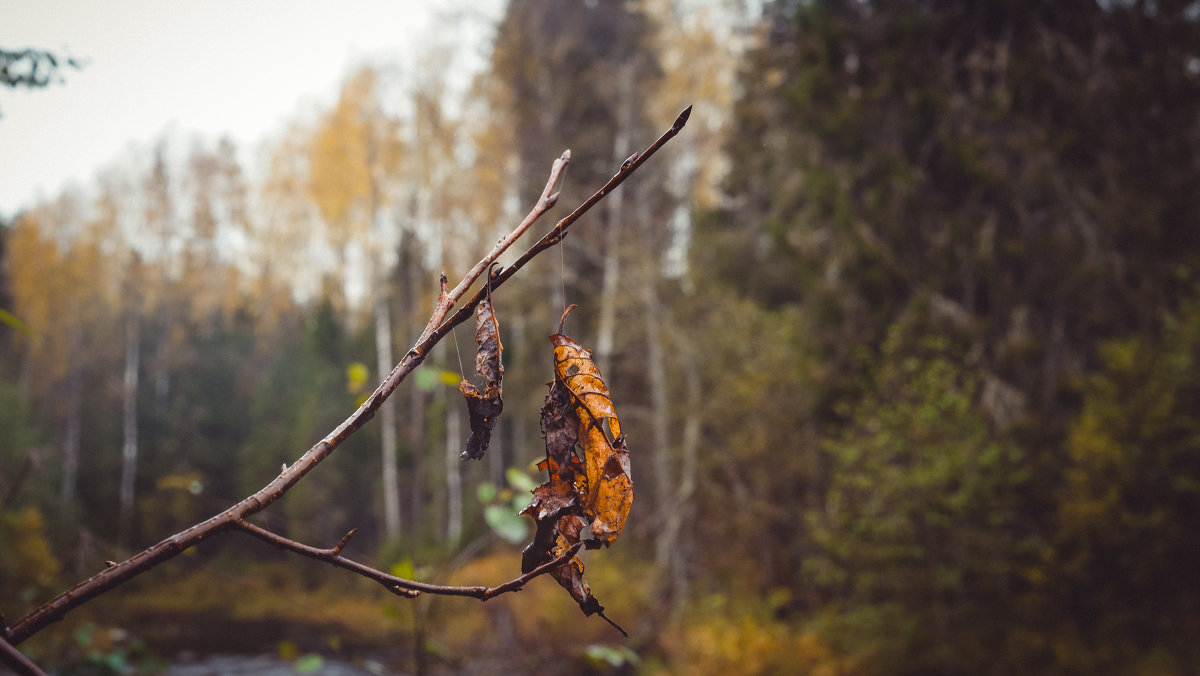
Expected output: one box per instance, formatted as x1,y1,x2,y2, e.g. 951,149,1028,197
0,634,46,676
3,106,690,648
234,518,582,600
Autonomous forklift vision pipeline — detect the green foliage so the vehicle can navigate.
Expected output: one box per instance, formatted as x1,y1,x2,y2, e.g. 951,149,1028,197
679,289,818,586
702,2,1200,670
0,378,42,471
0,306,32,334
709,0,1200,433
806,330,1030,673
654,594,852,676
237,299,378,541
478,466,539,544
1045,301,1200,670
48,621,162,676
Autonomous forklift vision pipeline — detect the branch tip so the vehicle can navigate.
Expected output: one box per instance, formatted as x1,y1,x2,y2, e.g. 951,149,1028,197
674,105,693,130
598,610,629,638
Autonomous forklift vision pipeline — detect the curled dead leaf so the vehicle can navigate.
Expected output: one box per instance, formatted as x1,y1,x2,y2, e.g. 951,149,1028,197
519,305,632,636
460,296,503,461
550,308,633,547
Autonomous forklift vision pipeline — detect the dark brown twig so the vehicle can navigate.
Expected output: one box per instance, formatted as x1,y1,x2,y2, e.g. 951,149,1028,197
234,518,583,599
3,107,690,649
0,634,45,676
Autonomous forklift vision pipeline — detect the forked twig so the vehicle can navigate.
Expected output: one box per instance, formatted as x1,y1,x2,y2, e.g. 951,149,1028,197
417,150,571,347
0,107,690,658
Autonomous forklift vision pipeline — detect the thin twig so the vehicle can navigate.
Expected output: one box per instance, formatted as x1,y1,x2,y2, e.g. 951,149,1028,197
0,634,45,676
3,106,690,648
234,518,582,600
417,150,571,347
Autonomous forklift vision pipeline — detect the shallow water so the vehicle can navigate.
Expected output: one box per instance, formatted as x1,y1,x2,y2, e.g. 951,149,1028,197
166,653,395,676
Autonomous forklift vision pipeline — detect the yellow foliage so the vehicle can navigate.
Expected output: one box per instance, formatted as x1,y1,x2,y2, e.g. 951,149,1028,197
107,560,407,647
0,507,62,596
654,602,855,676
7,205,116,391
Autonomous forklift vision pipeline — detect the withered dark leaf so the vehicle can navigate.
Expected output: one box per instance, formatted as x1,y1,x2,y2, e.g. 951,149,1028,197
460,297,504,461
520,380,581,573
474,297,503,391
547,513,625,636
460,383,503,461
541,380,579,481
548,515,604,615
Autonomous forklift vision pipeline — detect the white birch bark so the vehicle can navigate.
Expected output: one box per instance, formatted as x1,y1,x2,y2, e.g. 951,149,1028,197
118,312,141,551
375,284,402,541
445,405,462,544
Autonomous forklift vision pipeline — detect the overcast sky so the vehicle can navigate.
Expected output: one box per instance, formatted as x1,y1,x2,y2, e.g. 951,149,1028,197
0,0,500,218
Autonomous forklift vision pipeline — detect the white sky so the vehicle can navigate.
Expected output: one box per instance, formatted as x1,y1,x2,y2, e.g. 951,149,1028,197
0,0,500,218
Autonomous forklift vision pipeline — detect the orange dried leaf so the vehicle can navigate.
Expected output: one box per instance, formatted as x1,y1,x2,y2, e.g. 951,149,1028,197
519,306,630,635
550,329,632,547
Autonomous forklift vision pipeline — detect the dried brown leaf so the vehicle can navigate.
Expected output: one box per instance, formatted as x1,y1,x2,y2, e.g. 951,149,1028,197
519,306,631,635
460,297,504,461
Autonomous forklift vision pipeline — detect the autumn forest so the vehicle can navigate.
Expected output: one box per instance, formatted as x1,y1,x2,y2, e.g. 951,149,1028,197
3,1,1200,673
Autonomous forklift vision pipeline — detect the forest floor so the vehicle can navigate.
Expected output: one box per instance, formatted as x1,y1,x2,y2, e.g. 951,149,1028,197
9,545,659,674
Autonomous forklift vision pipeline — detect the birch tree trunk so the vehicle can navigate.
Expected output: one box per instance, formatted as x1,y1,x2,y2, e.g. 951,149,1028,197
375,281,402,541
402,236,427,535
60,325,82,501
643,280,672,565
445,404,462,544
660,330,701,610
153,305,171,407
118,312,141,551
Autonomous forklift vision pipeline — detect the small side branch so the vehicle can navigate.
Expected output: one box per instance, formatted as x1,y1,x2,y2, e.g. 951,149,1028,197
234,519,582,600
0,634,46,676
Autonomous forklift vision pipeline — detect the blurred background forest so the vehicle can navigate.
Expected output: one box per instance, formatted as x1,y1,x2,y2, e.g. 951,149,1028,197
3,0,1200,673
